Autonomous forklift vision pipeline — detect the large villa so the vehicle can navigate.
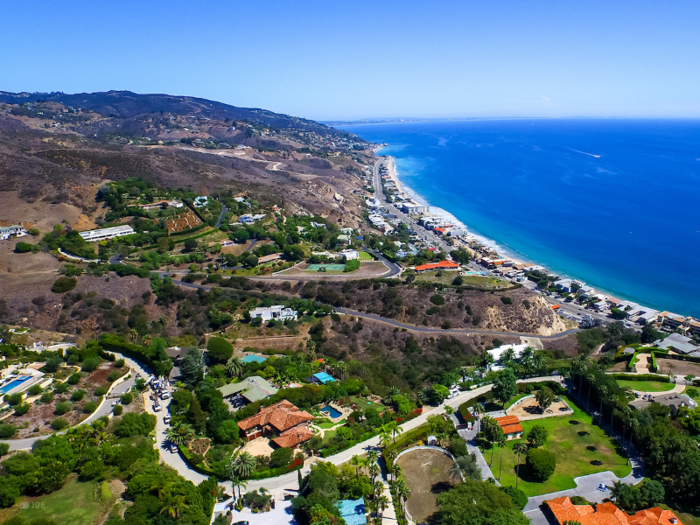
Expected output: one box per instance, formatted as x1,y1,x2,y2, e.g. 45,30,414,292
546,497,683,525
237,400,315,449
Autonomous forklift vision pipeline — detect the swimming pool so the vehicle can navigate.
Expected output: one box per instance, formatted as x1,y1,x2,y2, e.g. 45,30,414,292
320,404,342,419
0,376,31,395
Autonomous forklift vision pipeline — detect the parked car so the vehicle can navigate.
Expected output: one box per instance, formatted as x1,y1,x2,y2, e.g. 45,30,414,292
160,392,171,400
232,521,249,525
163,415,171,424
154,405,162,412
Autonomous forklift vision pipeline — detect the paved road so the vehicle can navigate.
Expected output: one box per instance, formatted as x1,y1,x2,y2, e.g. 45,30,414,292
215,203,228,229
336,307,581,340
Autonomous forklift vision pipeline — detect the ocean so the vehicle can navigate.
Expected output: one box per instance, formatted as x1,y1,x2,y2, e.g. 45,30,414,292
339,119,700,318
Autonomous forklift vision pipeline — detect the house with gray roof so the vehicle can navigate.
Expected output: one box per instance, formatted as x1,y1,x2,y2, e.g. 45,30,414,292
653,333,699,355
218,376,278,405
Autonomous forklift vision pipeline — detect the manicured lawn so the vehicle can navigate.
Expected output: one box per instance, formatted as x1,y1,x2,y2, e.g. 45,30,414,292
358,251,374,261
616,380,675,392
349,396,384,412
3,477,112,525
315,419,341,429
486,396,631,497
322,430,337,444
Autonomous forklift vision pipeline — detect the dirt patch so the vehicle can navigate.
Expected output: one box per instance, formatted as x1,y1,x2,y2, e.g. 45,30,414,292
655,358,700,377
241,437,274,458
507,396,572,421
396,449,458,523
609,361,630,372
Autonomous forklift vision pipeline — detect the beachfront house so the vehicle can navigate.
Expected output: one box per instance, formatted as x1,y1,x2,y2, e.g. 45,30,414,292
554,278,574,293
249,305,298,322
0,225,28,241
79,225,135,242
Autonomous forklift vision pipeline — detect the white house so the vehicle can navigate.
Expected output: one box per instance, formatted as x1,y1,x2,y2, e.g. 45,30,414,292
249,305,298,322
487,343,528,371
238,214,266,224
193,196,208,208
79,225,134,242
0,225,28,241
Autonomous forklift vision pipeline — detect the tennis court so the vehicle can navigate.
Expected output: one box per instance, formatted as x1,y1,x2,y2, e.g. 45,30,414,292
306,264,346,271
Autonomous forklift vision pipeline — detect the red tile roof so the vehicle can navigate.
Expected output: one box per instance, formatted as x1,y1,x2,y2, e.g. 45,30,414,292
494,415,524,435
546,497,683,525
272,426,315,448
237,400,314,433
414,260,460,271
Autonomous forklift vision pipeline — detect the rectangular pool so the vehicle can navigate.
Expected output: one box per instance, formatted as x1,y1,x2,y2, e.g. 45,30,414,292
0,376,31,395
320,404,342,419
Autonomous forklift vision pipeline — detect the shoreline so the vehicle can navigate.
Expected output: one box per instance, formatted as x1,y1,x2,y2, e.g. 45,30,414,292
377,150,670,314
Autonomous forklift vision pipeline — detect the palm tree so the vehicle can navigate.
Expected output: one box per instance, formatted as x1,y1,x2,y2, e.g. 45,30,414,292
367,449,379,464
379,430,392,449
497,435,508,480
160,493,189,518
598,386,608,421
373,481,384,500
231,452,257,479
335,360,346,380
472,403,485,422
167,423,195,446
231,476,247,499
129,328,139,342
384,386,401,405
226,357,244,377
396,479,411,507
377,495,390,518
513,442,528,488
369,463,381,484
143,334,152,347
390,423,404,444
586,374,595,410
391,463,402,482
350,455,362,477
532,352,546,373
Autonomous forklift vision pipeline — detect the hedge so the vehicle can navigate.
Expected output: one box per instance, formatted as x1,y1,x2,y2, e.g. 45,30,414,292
458,402,474,422
178,444,216,476
99,334,172,377
610,373,670,383
382,424,432,459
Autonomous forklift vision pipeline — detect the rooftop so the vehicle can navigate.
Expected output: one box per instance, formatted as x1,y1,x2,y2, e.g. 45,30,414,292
218,376,278,403
313,372,336,384
494,415,523,435
237,400,314,433
414,260,460,271
545,496,683,525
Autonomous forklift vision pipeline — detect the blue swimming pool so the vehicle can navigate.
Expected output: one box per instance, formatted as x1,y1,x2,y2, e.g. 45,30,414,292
0,376,31,395
320,404,342,419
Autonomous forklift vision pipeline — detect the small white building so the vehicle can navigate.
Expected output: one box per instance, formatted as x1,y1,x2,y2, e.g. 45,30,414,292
249,305,298,322
340,249,359,261
0,225,28,241
238,213,266,224
79,225,135,242
193,196,208,208
487,343,528,371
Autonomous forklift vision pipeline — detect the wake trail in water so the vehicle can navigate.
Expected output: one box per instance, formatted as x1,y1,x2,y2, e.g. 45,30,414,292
569,148,601,158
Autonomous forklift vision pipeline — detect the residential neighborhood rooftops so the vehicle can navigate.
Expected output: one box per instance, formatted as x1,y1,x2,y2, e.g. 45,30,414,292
545,496,683,525
494,415,523,435
272,426,315,448
218,376,278,404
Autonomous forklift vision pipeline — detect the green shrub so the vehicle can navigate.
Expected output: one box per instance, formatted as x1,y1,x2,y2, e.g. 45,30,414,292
610,373,670,383
108,371,122,382
54,401,72,416
82,357,101,372
28,228,40,236
527,448,556,481
115,359,125,368
44,357,64,373
94,386,108,396
430,294,445,305
27,384,43,396
67,373,81,385
54,382,70,394
71,390,86,402
120,392,133,405
452,276,464,286
40,392,55,404
0,424,16,438
344,259,361,272
83,401,97,414
14,242,33,253
13,404,31,416
269,447,293,468
51,276,77,293
501,485,528,509
458,402,474,422
51,418,69,431
0,443,9,456
4,393,22,406
206,337,234,363
113,404,124,416
426,306,440,315
500,296,512,305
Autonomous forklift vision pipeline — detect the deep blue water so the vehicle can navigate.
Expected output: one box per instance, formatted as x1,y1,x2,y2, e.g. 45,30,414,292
339,119,700,318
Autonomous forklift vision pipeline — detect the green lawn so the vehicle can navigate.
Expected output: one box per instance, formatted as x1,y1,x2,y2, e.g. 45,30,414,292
358,251,374,261
4,477,112,525
486,396,631,497
349,396,385,412
322,430,337,444
315,419,341,429
616,380,675,392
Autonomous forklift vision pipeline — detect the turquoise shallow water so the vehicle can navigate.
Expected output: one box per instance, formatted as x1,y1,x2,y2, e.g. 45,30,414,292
340,119,700,317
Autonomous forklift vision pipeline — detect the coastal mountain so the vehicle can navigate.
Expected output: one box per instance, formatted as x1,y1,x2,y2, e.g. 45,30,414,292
0,90,356,138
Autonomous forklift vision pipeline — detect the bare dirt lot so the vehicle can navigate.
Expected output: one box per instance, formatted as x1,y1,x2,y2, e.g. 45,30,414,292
397,448,458,523
507,396,573,421
655,358,700,377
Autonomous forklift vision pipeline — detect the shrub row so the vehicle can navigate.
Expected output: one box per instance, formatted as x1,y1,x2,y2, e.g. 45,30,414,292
610,373,670,383
99,334,172,377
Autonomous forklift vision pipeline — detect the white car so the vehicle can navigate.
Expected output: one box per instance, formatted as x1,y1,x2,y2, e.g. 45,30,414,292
160,392,171,400
154,405,162,412
163,415,171,424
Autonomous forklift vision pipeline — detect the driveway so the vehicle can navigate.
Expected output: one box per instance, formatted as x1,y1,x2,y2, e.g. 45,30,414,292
216,497,297,525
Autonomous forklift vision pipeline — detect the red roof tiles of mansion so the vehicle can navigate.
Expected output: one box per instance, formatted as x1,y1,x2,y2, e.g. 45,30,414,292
237,400,314,434
546,497,683,525
414,260,460,272
273,426,315,448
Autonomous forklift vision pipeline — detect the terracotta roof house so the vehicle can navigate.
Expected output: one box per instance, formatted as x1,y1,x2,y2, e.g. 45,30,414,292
237,400,314,443
494,415,524,440
414,260,461,272
545,496,683,525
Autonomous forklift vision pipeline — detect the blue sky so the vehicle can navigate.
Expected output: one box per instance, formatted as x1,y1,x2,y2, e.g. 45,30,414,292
2,0,699,119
